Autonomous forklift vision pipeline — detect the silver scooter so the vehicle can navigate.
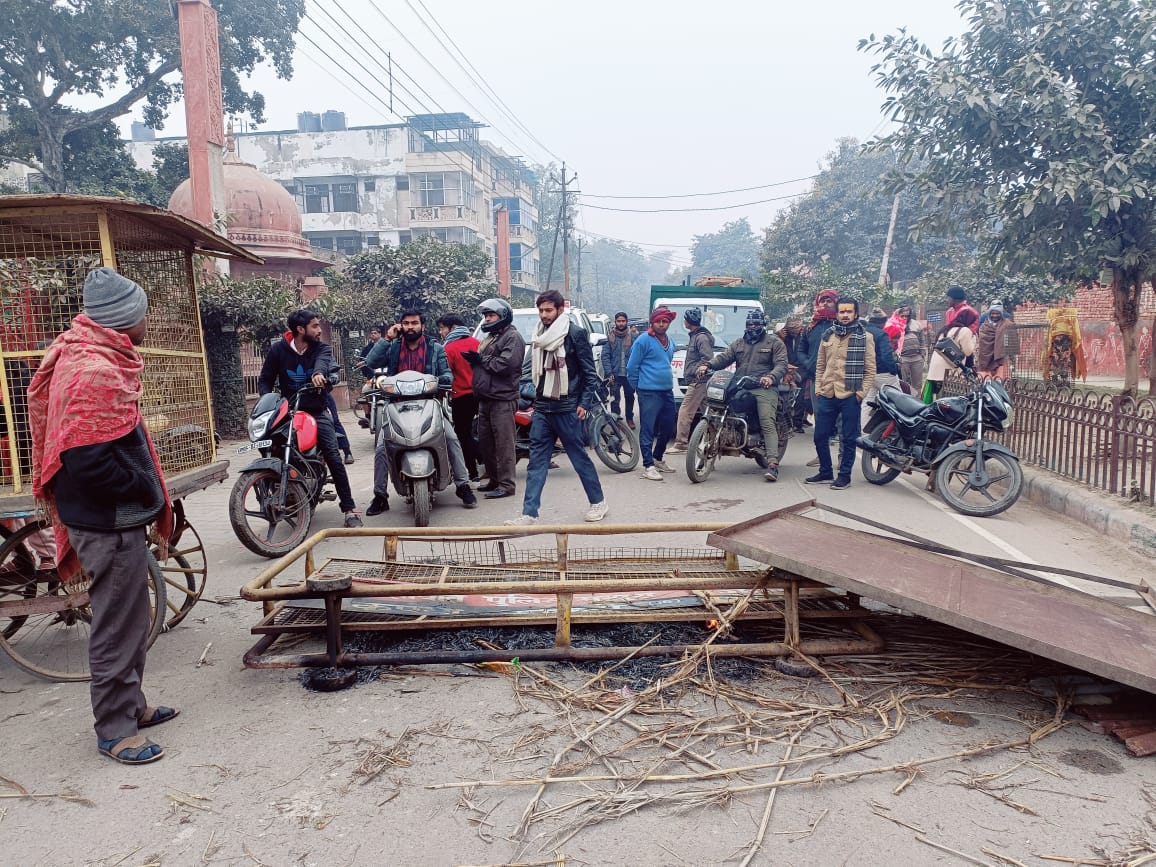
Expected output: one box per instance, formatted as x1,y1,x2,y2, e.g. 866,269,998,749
375,369,452,527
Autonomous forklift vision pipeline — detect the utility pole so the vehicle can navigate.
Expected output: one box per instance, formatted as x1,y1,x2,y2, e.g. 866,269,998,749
878,192,901,288
575,237,587,306
551,163,579,303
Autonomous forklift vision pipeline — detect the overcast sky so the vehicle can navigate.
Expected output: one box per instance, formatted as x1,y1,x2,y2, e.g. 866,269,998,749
118,0,967,267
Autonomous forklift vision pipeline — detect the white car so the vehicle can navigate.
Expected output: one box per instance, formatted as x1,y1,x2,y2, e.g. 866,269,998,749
472,306,607,378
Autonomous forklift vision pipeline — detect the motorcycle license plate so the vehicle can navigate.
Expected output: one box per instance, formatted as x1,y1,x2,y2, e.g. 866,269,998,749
239,439,273,453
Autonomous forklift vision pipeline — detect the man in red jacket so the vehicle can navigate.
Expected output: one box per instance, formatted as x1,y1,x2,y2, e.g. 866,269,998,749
437,313,481,481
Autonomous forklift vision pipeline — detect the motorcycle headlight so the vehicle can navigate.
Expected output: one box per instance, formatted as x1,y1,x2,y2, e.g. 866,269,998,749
397,378,425,396
707,385,726,401
248,410,276,440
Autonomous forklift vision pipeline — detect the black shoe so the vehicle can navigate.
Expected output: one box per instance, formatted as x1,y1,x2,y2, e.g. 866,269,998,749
484,488,513,500
804,473,834,485
366,494,389,516
456,484,478,508
344,453,355,465
830,477,851,490
477,481,499,492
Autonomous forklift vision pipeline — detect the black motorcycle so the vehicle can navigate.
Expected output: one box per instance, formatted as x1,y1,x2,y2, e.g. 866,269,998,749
857,338,1023,517
685,370,773,482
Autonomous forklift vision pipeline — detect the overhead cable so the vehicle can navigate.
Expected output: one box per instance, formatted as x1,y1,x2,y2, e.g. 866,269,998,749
582,175,817,200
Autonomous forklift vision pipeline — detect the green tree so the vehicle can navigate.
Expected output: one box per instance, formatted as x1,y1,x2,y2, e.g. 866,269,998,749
343,236,494,324
151,142,190,204
862,0,1156,394
0,0,304,192
690,218,760,284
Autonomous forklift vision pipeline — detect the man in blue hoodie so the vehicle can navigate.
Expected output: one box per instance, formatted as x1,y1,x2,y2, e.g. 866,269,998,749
258,309,362,528
628,306,678,481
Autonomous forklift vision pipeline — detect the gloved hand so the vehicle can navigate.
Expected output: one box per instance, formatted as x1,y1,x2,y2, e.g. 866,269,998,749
462,350,482,365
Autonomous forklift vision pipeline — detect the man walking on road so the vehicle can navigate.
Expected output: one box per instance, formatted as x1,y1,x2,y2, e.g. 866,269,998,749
437,313,481,482
361,311,477,515
28,267,179,765
807,297,876,491
628,306,678,480
506,290,608,525
466,298,525,499
667,307,713,455
260,309,363,527
605,311,637,428
697,309,789,482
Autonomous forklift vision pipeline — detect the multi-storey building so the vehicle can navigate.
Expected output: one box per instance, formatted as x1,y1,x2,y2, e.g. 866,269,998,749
127,112,539,295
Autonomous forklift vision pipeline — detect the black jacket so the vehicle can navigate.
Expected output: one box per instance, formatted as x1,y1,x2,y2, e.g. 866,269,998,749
258,335,335,415
51,423,165,531
799,320,836,380
865,323,899,375
533,323,599,414
472,324,526,402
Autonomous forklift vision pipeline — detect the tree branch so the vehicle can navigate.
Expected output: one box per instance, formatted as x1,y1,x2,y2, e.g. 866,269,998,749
64,57,181,133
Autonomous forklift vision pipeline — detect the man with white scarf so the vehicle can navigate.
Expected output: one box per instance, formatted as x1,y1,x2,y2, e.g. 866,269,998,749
505,290,608,525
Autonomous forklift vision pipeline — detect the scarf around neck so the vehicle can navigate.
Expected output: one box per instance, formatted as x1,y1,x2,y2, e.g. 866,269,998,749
830,319,868,392
810,290,840,327
531,314,571,400
27,314,173,582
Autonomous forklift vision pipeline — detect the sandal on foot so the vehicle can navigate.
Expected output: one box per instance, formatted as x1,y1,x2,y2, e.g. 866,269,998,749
97,736,164,765
139,706,180,728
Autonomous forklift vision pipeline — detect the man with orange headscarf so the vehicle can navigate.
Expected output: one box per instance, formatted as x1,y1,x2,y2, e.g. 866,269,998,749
628,306,679,480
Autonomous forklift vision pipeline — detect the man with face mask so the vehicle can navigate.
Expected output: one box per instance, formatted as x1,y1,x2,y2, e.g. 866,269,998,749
697,309,788,482
361,310,477,516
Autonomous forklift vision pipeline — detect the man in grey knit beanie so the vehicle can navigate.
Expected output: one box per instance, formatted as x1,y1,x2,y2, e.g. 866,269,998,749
83,267,148,331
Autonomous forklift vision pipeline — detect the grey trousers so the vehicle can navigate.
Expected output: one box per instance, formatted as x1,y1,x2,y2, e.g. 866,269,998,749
674,380,708,447
478,397,518,493
899,357,925,395
752,387,779,457
67,525,151,741
374,402,469,497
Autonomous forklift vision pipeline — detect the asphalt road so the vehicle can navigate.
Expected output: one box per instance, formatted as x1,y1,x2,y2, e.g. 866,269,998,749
3,415,1155,866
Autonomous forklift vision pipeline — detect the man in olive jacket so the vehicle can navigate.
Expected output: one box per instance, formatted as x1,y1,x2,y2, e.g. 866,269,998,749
466,298,526,498
696,309,788,480
807,297,876,491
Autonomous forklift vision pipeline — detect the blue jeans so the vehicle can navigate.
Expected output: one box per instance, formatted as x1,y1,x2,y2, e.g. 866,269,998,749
813,395,861,481
637,389,677,467
521,410,604,518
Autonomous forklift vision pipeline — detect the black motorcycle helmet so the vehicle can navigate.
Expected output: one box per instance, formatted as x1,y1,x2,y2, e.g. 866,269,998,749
744,308,767,342
477,298,513,333
684,307,703,327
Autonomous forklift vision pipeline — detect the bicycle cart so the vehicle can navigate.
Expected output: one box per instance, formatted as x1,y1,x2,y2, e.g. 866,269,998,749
0,195,259,681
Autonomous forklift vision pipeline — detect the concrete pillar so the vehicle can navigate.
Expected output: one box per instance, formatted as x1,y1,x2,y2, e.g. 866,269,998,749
176,0,226,231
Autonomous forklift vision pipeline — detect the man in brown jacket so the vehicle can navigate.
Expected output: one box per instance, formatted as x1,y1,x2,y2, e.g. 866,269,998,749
806,297,876,490
667,307,714,455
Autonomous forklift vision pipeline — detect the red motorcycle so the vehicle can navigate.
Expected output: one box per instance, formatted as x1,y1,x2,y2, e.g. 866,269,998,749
228,385,336,558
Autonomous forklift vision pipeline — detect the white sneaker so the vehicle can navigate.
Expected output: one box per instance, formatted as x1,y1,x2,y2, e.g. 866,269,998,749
641,465,664,481
653,460,676,473
665,444,687,455
504,514,538,526
585,501,609,522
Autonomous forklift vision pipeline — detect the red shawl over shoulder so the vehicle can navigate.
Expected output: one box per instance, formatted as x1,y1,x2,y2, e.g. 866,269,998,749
26,315,172,582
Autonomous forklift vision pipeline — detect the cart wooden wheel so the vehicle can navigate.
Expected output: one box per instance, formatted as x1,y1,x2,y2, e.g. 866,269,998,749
0,520,166,682
152,502,208,630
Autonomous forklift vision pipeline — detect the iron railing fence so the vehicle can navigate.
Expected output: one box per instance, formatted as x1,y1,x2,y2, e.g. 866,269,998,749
939,373,1156,506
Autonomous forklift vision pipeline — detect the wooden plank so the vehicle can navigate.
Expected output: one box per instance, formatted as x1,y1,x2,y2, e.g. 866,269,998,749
709,511,1156,695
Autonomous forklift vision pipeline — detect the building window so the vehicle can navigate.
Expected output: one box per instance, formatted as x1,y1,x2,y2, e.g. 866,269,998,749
412,172,475,210
332,182,358,212
510,242,524,272
495,197,532,229
363,179,376,193
396,175,409,191
398,231,412,244
365,233,381,248
336,235,362,255
414,173,445,207
308,235,334,251
304,184,330,214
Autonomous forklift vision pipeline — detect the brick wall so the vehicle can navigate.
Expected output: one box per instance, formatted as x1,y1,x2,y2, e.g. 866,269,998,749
1014,283,1156,377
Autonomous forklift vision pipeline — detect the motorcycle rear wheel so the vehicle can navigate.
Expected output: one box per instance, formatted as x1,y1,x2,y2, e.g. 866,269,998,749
228,469,314,558
860,420,902,486
686,420,717,483
412,477,432,527
935,448,1024,518
592,411,639,472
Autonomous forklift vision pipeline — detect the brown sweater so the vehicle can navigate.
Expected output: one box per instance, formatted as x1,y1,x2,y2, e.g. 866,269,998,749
815,330,877,401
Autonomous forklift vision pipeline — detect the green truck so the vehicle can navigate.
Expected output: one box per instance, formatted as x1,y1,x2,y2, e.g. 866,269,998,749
649,280,764,399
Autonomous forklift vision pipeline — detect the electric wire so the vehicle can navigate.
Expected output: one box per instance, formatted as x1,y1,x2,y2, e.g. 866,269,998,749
581,174,818,200
581,191,807,213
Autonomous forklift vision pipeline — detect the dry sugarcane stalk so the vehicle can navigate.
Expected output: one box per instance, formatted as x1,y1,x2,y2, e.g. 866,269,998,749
737,732,799,867
915,834,992,866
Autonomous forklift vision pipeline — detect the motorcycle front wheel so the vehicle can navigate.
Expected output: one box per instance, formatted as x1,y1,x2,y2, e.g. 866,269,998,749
592,411,640,472
228,469,314,558
935,448,1024,518
411,477,432,527
860,419,902,486
686,420,718,483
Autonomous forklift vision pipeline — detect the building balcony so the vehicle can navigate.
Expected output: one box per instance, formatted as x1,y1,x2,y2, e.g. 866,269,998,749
409,205,480,227
508,223,535,242
511,270,538,289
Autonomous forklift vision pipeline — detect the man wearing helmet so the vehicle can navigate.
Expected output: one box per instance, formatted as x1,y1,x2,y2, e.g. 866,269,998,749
666,307,714,455
697,309,789,482
462,298,525,499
